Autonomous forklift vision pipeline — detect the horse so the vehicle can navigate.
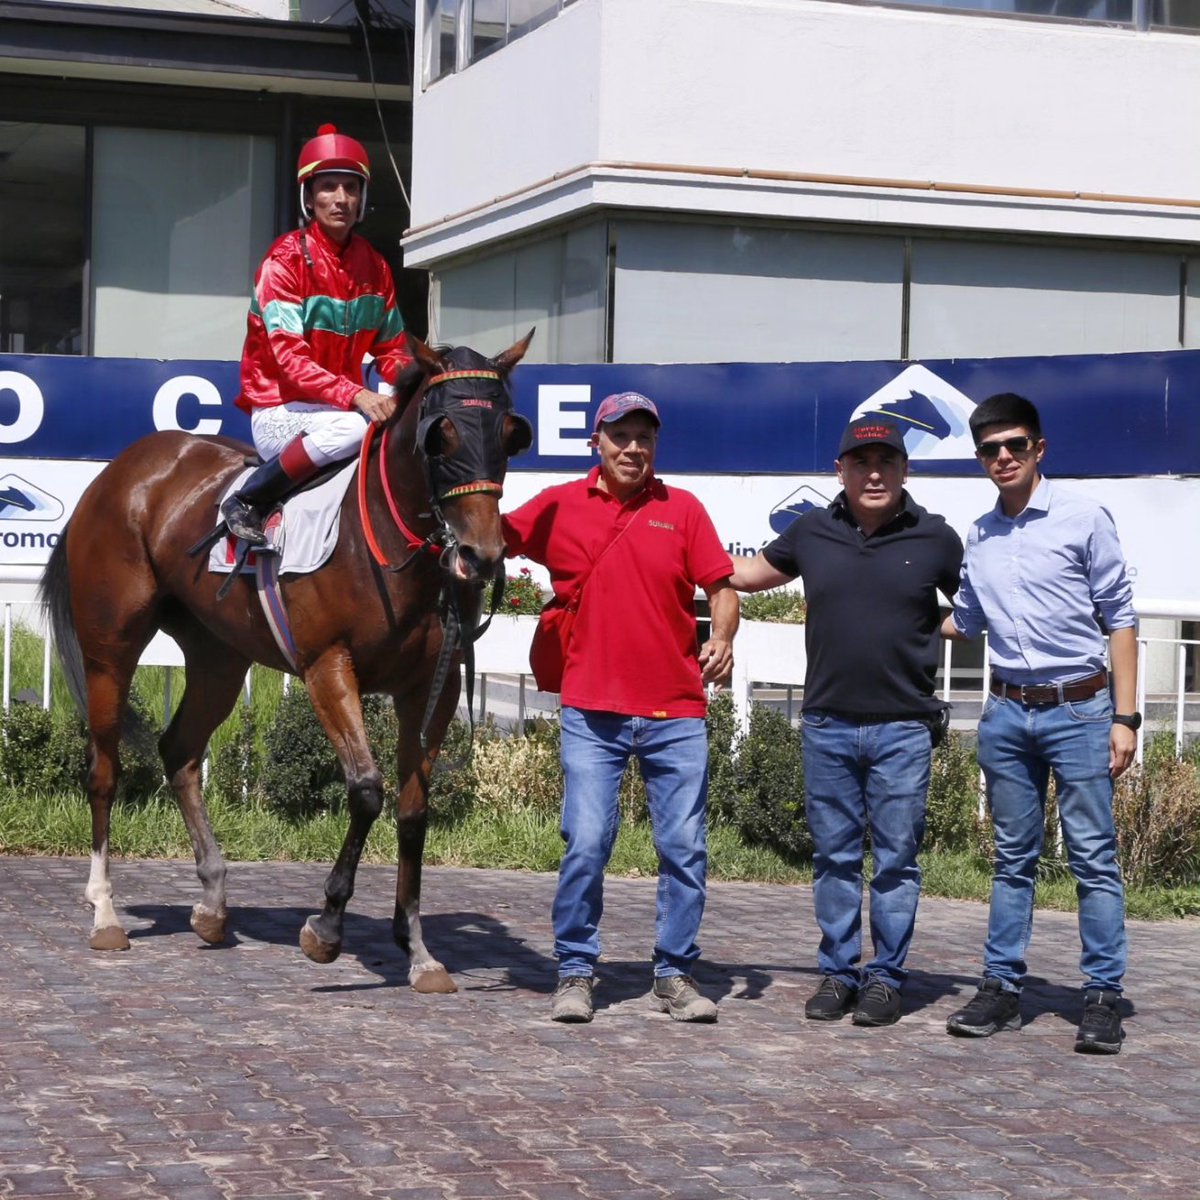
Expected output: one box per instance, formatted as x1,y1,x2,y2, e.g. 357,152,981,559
39,332,534,993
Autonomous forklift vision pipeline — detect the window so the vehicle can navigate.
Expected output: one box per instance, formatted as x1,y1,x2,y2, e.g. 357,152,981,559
864,0,1134,20
1151,0,1200,29
426,0,458,81
908,240,1181,358
612,221,904,364
424,0,574,84
472,0,506,60
436,222,607,363
510,0,560,39
0,122,86,354
91,128,275,360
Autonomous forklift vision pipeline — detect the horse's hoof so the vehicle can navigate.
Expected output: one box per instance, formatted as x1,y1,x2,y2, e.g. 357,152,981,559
411,966,457,994
190,905,227,945
89,925,131,952
299,920,341,964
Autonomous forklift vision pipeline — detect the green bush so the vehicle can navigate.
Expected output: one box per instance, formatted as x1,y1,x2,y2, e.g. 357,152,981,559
740,588,807,623
255,684,346,817
924,731,989,855
0,687,164,802
1112,731,1200,889
207,703,259,805
708,694,809,862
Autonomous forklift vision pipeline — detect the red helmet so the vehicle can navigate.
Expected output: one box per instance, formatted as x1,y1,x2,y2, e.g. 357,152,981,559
296,124,370,223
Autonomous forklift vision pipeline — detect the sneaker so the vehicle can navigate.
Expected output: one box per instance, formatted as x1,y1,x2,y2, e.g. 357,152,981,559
551,976,594,1023
852,977,902,1027
805,976,858,1021
1075,989,1124,1055
946,977,1022,1038
651,975,718,1023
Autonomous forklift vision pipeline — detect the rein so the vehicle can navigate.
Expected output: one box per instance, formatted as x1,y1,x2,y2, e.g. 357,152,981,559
357,423,442,572
355,374,510,754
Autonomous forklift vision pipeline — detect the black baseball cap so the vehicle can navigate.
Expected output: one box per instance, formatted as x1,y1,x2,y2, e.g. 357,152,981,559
837,415,908,459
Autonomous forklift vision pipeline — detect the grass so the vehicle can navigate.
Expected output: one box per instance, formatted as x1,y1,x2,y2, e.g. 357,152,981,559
4,789,1197,919
3,620,1198,920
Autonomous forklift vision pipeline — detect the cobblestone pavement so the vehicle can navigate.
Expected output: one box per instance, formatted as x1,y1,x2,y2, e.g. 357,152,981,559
2,856,1199,1200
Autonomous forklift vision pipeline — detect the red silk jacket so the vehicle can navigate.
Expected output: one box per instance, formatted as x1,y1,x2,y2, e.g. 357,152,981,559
236,221,411,413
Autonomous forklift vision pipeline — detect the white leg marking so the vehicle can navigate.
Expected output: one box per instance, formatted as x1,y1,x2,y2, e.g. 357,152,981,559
85,846,120,931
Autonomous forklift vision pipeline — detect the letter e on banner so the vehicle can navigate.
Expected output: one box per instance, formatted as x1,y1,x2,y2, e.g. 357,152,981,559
154,375,223,435
537,384,592,457
0,371,45,444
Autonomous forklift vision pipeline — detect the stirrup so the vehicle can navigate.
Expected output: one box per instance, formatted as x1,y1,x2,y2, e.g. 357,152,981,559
221,496,268,547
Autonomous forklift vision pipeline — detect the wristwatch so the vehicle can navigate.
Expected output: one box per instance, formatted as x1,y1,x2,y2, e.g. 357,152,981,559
1112,712,1142,731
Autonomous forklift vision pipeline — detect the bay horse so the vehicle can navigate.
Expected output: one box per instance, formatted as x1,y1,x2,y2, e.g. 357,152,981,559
39,332,533,992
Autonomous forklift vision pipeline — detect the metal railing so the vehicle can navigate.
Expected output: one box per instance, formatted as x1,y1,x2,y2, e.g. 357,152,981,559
3,596,1197,765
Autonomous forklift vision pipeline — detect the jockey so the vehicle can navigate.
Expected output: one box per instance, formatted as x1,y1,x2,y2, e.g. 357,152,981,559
222,124,414,546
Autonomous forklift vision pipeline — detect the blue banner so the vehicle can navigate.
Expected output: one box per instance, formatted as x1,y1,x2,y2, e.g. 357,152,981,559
1,349,1197,478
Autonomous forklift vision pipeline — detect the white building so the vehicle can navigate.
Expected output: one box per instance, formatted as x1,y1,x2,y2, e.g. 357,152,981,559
407,0,1200,364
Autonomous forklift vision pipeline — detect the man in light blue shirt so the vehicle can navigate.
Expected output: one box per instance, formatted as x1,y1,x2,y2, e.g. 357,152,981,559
942,392,1138,1055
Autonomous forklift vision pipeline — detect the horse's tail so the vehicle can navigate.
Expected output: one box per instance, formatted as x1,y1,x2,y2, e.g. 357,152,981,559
39,526,89,716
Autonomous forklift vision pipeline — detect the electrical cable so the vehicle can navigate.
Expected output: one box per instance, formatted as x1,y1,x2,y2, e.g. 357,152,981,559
356,3,413,213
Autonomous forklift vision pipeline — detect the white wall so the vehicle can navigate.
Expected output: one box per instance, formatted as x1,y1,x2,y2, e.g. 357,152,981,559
407,0,1200,265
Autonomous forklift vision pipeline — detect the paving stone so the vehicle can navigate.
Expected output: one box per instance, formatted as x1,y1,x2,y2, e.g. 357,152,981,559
3,856,1200,1200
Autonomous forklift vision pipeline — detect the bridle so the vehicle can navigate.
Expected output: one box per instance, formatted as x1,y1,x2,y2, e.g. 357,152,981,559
356,360,532,750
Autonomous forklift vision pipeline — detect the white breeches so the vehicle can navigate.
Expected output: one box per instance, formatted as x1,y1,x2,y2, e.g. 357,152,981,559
251,402,369,467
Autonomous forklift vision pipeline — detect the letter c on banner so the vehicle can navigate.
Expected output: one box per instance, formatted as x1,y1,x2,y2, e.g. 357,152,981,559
153,375,223,435
0,371,46,444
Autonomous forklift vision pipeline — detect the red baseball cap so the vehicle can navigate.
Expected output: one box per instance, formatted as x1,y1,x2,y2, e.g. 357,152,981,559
593,392,661,433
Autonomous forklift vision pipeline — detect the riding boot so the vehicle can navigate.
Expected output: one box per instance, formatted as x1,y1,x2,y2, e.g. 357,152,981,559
221,437,321,546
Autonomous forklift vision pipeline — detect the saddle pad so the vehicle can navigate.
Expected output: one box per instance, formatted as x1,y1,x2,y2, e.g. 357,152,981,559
208,458,358,576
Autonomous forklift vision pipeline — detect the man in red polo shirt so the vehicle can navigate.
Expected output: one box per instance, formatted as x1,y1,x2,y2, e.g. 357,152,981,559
503,392,738,1024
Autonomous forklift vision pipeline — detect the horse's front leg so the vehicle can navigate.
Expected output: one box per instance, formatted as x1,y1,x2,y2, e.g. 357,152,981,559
391,679,460,994
298,649,384,965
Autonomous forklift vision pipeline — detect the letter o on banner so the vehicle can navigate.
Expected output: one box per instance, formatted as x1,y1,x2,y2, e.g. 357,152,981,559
0,371,46,444
153,375,223,435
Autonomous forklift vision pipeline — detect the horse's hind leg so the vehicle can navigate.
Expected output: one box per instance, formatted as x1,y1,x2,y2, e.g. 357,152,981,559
158,629,251,945
298,648,385,966
83,665,135,951
391,683,459,994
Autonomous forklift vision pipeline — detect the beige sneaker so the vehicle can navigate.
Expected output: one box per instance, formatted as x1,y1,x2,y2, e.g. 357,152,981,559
551,976,594,1023
651,975,718,1023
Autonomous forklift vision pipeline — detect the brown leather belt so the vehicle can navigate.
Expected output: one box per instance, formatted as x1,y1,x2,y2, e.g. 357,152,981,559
989,670,1108,707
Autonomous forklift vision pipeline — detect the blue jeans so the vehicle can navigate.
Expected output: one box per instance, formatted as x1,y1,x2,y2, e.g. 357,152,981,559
801,712,932,991
977,690,1126,994
555,707,709,979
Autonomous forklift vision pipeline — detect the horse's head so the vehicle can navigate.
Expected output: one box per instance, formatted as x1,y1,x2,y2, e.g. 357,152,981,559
403,331,534,582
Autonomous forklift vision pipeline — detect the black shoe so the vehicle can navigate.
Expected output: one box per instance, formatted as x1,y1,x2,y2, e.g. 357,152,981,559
852,977,902,1026
805,976,858,1021
1075,989,1124,1055
946,977,1022,1038
220,494,268,546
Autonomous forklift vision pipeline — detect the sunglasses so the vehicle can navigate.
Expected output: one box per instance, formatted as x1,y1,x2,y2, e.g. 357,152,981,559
976,436,1036,460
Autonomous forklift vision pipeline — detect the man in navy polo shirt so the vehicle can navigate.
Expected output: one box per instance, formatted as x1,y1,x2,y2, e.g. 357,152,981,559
731,414,962,1026
503,392,739,1025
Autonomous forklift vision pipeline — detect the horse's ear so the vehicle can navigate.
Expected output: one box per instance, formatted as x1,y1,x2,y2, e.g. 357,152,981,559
494,327,535,374
408,335,442,374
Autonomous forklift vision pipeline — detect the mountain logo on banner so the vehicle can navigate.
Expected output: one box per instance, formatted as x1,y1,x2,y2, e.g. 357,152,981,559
848,365,978,460
0,474,65,521
769,484,833,535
